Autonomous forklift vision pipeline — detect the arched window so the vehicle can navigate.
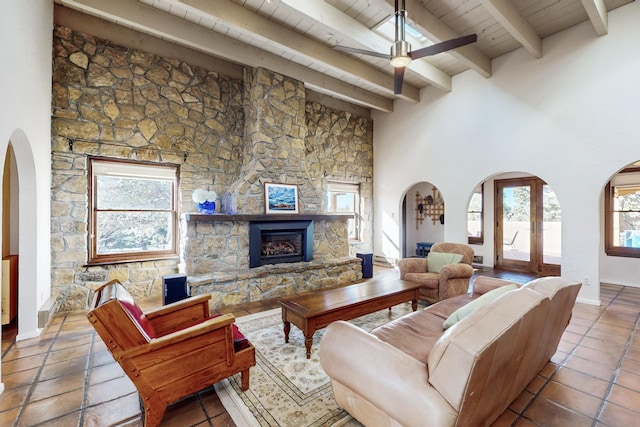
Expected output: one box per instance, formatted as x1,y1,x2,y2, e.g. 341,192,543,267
605,164,640,258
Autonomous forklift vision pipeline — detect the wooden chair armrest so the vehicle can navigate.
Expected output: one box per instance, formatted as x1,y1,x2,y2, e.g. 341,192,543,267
146,294,211,319
146,294,212,335
124,313,237,358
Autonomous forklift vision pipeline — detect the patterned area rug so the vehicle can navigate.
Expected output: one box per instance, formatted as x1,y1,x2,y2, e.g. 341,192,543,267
215,303,415,427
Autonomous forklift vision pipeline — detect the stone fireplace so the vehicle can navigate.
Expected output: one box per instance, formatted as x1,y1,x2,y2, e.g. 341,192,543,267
184,213,360,309
249,220,313,267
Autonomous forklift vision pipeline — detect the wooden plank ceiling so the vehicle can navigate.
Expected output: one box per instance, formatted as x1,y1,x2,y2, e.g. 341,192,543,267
55,0,633,112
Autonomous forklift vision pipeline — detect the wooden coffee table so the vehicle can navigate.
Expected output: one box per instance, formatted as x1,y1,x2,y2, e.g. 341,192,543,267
278,277,420,359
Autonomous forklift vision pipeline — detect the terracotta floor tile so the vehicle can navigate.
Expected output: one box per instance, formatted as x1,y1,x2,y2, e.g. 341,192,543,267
552,367,609,399
525,375,547,394
620,356,640,374
0,385,30,411
86,375,137,407
19,388,84,426
607,384,640,413
209,411,236,426
580,335,626,355
563,355,615,382
523,395,594,427
89,361,125,385
83,392,142,426
38,355,89,381
1,341,51,361
615,369,640,393
161,395,208,427
598,401,640,427
572,345,623,368
29,371,86,402
1,353,46,374
0,367,39,390
91,348,117,367
509,389,535,414
200,387,228,418
539,381,602,419
39,410,82,427
585,328,630,346
47,344,91,364
50,333,92,351
490,410,518,427
626,347,640,361
0,407,20,426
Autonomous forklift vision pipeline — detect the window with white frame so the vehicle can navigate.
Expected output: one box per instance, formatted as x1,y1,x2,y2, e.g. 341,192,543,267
88,158,179,264
327,181,360,241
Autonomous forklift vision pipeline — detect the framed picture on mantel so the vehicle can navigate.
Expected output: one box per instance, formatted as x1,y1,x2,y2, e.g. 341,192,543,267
265,183,299,214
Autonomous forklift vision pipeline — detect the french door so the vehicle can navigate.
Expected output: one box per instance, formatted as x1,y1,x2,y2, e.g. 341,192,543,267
495,178,561,275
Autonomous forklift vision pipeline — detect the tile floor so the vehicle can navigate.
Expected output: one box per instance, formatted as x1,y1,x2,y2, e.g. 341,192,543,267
0,269,639,426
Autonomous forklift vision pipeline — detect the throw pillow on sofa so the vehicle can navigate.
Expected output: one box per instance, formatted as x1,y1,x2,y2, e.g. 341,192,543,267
442,284,519,329
427,252,464,273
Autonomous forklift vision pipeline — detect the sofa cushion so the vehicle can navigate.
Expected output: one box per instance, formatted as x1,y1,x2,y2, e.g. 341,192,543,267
371,309,453,363
442,283,518,329
427,252,464,273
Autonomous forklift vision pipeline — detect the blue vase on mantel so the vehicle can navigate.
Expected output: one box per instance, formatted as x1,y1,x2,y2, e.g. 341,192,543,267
197,200,216,214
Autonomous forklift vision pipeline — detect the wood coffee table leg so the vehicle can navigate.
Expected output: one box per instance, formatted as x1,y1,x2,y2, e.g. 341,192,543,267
304,334,313,359
283,321,291,343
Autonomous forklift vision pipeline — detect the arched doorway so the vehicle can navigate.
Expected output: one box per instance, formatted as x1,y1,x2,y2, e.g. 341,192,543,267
2,129,42,341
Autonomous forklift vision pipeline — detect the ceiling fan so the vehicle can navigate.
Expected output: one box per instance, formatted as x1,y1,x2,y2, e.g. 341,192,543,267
334,0,478,95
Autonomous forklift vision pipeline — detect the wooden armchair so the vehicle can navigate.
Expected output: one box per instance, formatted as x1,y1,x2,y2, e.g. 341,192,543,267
87,279,255,427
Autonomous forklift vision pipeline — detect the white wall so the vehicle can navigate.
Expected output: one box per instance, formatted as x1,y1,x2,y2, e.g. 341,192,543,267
373,2,640,306
0,0,53,359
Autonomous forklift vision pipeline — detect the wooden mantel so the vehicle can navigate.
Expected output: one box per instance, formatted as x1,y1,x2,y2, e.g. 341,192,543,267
185,213,353,222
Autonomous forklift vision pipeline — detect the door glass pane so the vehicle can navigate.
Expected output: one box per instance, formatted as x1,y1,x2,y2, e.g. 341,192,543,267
543,185,562,264
503,186,530,262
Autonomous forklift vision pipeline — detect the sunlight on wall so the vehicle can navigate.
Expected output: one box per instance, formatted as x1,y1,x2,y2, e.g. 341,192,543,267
381,210,399,260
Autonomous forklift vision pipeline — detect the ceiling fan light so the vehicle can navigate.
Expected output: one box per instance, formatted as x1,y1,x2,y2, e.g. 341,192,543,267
390,55,411,67
390,40,412,67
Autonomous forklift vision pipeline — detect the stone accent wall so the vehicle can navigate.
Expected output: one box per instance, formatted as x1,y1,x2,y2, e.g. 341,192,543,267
306,102,374,254
50,25,374,313
51,26,244,310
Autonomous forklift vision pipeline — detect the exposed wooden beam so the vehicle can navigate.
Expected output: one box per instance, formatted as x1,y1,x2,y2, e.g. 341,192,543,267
178,0,419,103
278,0,453,91
59,0,394,112
580,0,609,36
383,0,492,78
479,0,543,59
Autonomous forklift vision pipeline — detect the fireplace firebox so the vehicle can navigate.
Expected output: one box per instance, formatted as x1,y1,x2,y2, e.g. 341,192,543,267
249,220,313,267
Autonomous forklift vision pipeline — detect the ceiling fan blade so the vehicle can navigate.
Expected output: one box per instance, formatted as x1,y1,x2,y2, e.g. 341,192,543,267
394,66,405,95
409,34,478,60
334,45,390,60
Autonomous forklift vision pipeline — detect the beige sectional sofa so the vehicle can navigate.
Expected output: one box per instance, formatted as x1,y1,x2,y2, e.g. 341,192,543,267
319,276,581,427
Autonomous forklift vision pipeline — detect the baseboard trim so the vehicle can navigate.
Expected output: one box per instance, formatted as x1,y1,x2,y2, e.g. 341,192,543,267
38,297,59,329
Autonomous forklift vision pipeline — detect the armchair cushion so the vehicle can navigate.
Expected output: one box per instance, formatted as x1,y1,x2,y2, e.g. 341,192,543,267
427,252,463,273
120,298,157,339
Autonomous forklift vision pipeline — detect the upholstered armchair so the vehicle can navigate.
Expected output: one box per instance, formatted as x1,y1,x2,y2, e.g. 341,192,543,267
397,242,474,303
87,280,255,427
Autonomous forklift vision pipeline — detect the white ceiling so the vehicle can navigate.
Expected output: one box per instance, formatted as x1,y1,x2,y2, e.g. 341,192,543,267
55,0,634,112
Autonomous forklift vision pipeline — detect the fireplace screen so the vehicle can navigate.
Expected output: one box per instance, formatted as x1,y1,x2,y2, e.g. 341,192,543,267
262,231,302,258
249,220,313,267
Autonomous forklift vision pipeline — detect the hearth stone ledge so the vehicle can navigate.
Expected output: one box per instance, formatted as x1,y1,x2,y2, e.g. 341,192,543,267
188,256,363,310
